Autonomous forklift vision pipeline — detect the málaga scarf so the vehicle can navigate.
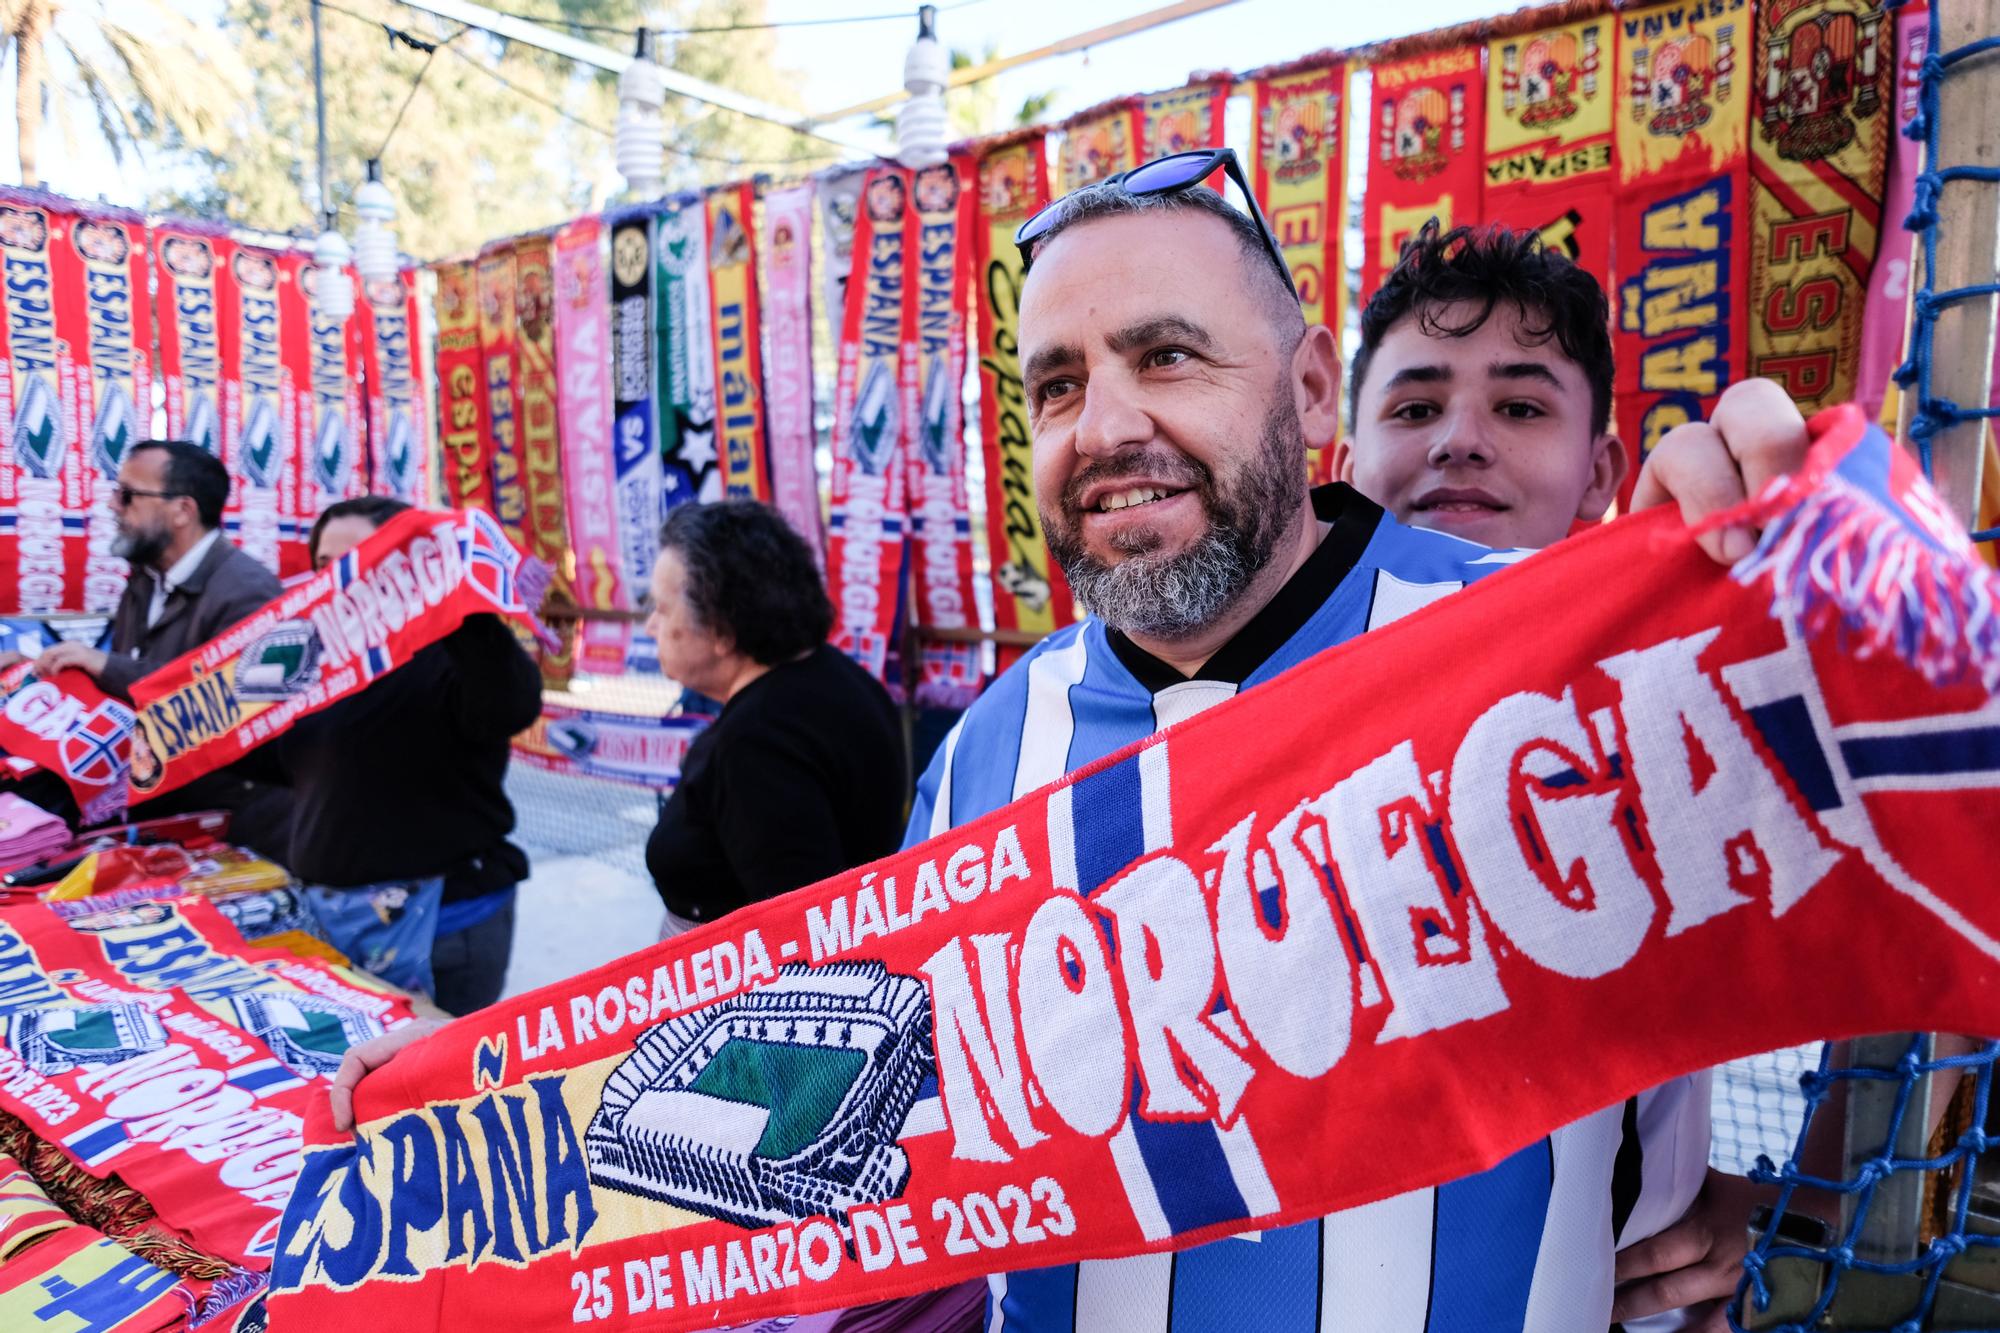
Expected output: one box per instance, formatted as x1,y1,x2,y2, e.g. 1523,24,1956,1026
0,664,134,826
271,408,2000,1330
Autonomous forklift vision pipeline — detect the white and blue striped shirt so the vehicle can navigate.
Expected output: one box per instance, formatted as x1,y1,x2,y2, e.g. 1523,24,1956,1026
907,485,1709,1333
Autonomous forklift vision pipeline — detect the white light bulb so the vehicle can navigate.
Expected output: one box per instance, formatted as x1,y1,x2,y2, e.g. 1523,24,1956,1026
618,30,668,198
897,5,948,168
353,162,401,285
313,227,355,321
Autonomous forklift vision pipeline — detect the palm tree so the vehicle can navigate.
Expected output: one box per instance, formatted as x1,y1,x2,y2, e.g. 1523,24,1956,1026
2,0,248,187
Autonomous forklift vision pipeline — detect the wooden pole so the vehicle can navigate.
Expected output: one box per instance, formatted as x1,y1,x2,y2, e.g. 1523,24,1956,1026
1916,0,2000,527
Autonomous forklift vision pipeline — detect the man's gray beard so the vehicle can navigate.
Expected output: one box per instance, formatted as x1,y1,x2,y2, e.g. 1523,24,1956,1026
113,525,167,568
1046,391,1306,641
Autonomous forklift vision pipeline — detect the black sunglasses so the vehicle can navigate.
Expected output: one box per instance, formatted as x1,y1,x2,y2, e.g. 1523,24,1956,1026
114,485,184,507
1013,147,1299,302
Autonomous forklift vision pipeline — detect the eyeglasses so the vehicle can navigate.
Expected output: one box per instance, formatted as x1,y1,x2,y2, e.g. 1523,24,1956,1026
1013,147,1299,302
113,485,183,507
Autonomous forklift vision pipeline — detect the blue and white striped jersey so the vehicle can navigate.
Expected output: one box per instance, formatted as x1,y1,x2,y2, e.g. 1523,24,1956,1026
906,485,1710,1333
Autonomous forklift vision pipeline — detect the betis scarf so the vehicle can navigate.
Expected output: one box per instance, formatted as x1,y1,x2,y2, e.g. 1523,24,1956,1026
153,224,231,461
1248,59,1349,485
658,199,721,509
514,232,576,687
762,185,826,561
295,253,367,574
904,157,982,710
555,214,632,676
974,133,1073,672
0,896,416,1268
707,183,771,502
359,268,432,505
1612,0,1749,508
1856,2,1927,423
606,206,667,676
0,664,133,825
513,704,707,790
1485,18,1614,285
475,243,532,551
270,406,2000,1330
223,245,295,576
125,507,551,803
826,167,913,692
1361,45,1484,304
432,260,497,514
1141,78,1229,158
0,191,148,616
1747,0,1896,414
1058,96,1143,193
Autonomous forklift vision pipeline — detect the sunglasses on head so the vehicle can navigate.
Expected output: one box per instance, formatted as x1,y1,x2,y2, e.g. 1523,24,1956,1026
1013,147,1299,302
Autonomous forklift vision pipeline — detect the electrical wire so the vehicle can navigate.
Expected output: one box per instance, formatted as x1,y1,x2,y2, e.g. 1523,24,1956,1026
377,23,469,157
400,0,988,39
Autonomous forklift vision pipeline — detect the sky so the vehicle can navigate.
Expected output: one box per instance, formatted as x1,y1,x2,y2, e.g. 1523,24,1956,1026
4,0,1504,208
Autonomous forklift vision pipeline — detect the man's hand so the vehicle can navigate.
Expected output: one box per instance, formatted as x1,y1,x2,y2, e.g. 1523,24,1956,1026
0,650,25,672
1631,378,1811,564
1613,1168,1776,1330
329,1017,445,1132
32,642,109,681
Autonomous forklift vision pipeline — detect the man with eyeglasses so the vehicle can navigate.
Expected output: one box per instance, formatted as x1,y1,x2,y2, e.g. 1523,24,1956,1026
22,440,285,835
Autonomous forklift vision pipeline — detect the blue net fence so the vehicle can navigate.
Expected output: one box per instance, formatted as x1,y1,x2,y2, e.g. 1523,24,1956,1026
1731,3,2000,1326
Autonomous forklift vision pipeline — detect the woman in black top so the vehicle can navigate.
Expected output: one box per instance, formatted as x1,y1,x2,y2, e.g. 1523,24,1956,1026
643,501,905,932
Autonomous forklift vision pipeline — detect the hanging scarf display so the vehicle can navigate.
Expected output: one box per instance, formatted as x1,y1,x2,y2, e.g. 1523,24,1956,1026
904,156,982,710
475,241,532,551
359,268,432,505
219,244,295,576
0,896,416,1269
707,183,771,501
606,207,666,676
0,663,133,825
817,168,868,357
431,259,498,514
1856,3,1927,423
1612,0,1749,508
271,406,2000,1333
152,223,233,462
1484,17,1613,282
1747,0,1896,416
125,507,551,802
1362,45,1485,304
555,214,631,676
514,231,576,687
1058,96,1143,193
0,191,147,616
974,132,1073,672
761,185,826,561
1142,77,1230,158
512,704,707,789
826,167,913,693
295,253,366,574
658,199,721,508
1248,57,1349,484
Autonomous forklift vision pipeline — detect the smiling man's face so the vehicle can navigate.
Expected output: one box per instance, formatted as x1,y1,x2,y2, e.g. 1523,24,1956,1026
1342,299,1625,550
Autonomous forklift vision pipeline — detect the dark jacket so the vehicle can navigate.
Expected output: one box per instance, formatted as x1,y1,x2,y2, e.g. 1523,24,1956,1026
102,535,285,838
101,535,282,699
269,614,544,890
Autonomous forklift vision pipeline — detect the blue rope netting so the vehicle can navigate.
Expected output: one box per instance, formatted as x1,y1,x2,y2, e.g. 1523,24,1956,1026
1733,12,2000,1326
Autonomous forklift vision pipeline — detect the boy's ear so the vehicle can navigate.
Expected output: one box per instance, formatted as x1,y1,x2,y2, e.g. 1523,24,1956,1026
1293,324,1343,448
1329,436,1356,484
1576,432,1630,522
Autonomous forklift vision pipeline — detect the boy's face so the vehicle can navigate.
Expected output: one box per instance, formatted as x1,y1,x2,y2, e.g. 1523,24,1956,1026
1339,300,1626,549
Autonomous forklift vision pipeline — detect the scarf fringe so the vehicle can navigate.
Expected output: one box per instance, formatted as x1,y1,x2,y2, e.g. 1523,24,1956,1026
517,555,561,653
1732,471,2000,694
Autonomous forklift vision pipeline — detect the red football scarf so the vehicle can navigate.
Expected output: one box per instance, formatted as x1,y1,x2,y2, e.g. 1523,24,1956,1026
554,215,632,676
904,156,983,711
762,184,826,563
360,267,433,506
1484,19,1614,295
125,507,551,802
295,251,367,570
514,232,577,688
512,704,708,790
1856,2,1927,423
708,182,772,502
973,133,1073,673
0,189,148,616
1362,45,1485,304
0,664,134,826
475,242,532,553
1612,0,1749,510
1248,58,1349,485
220,244,292,576
0,896,416,1269
1141,77,1230,159
270,408,2000,1331
154,223,233,463
1058,96,1143,193
826,167,914,692
432,259,498,514
1747,0,1895,415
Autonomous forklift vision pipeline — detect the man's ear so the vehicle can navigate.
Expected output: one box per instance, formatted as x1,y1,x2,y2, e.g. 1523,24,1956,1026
1293,324,1343,448
1576,432,1630,522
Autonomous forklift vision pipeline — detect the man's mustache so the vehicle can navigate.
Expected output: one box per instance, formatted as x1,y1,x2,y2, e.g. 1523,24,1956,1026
1058,451,1213,514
